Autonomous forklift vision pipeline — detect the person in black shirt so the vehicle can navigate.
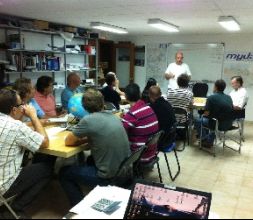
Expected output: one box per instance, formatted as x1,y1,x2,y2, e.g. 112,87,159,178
149,86,176,133
142,78,157,103
101,73,121,110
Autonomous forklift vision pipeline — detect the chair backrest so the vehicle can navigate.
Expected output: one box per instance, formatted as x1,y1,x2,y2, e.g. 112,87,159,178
104,102,117,111
193,83,209,98
158,124,177,150
146,131,164,147
114,145,147,179
173,107,188,125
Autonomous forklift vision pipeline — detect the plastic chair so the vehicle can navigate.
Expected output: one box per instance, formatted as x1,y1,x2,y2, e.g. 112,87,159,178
193,83,209,98
199,116,242,157
0,193,19,219
138,131,164,183
158,124,181,182
173,107,190,150
110,146,148,187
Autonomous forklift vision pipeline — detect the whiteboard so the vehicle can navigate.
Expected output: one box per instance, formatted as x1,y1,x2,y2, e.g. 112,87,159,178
167,43,225,82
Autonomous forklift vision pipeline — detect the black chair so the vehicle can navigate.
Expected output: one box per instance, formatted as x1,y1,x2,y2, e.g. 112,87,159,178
158,124,181,182
138,131,164,183
110,145,148,188
173,107,190,151
192,83,209,98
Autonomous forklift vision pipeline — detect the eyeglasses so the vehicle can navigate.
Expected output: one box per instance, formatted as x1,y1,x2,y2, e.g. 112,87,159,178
15,103,24,108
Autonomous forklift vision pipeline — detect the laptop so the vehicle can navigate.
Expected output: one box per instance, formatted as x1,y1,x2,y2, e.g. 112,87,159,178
124,180,212,219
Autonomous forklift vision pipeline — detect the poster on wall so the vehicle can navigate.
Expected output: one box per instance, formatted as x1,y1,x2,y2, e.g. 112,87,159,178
224,52,253,87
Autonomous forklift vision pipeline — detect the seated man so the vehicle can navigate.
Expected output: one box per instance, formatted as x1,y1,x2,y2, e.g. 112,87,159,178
122,83,159,163
167,74,193,123
59,89,130,207
149,86,176,134
230,76,248,118
13,78,46,119
101,73,121,110
61,73,83,110
195,80,234,147
0,89,52,217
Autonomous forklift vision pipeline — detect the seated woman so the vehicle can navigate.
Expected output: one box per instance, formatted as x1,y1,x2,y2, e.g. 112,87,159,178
101,73,121,110
34,76,59,118
103,72,125,96
13,78,46,119
142,78,157,103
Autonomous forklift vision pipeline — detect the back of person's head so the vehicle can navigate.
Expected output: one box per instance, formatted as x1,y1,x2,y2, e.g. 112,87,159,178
105,73,116,86
13,78,32,100
36,76,53,93
125,83,141,102
82,89,104,113
177,74,190,88
231,76,243,87
67,72,81,86
215,79,226,92
145,78,157,90
0,89,18,115
149,86,162,102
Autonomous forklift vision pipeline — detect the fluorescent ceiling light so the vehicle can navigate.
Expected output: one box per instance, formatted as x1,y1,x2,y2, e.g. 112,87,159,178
148,19,179,33
218,16,240,31
90,22,128,34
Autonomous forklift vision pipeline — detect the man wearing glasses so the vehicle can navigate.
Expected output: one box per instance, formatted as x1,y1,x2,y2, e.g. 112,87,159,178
0,89,52,218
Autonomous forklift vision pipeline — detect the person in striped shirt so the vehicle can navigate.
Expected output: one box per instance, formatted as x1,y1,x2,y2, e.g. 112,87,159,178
167,74,193,124
122,83,159,163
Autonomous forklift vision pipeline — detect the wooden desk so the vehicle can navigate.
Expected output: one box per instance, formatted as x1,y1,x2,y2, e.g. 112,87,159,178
193,97,207,110
39,128,89,158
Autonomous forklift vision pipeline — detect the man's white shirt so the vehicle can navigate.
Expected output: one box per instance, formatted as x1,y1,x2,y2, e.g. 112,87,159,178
165,62,191,89
230,87,249,109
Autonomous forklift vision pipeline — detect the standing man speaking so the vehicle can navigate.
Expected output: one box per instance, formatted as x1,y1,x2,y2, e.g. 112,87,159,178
165,51,192,89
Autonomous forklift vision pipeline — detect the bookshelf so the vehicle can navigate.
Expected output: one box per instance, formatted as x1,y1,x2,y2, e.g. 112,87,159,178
0,24,99,88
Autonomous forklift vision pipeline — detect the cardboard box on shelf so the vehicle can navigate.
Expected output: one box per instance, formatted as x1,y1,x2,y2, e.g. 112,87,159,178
64,26,77,33
33,20,49,30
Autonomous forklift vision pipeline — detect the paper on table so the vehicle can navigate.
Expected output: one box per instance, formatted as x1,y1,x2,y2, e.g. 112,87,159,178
70,186,131,219
48,114,69,123
46,127,66,138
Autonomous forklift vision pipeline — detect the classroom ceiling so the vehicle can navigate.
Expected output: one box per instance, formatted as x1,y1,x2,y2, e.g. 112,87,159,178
0,0,253,35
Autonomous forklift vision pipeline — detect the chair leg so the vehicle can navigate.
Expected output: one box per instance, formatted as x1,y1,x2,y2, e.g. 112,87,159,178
164,151,180,182
0,195,19,219
156,161,163,183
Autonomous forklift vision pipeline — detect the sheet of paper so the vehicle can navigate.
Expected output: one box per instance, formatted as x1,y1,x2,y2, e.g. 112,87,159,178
46,127,66,138
70,186,131,219
48,114,69,123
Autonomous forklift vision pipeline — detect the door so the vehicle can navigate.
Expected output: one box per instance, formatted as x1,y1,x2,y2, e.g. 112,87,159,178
113,42,135,88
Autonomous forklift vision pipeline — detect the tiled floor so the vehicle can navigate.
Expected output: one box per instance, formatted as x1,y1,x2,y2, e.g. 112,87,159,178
25,122,253,219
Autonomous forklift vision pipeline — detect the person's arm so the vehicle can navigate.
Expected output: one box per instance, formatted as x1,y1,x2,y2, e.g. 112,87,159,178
165,64,175,80
65,132,88,146
115,79,125,96
23,105,49,149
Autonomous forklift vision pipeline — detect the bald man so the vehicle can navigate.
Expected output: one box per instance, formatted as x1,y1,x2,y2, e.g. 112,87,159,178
149,86,176,133
165,51,191,90
61,73,83,110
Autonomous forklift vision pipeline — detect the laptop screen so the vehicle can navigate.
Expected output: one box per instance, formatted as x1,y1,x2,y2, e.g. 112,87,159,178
124,181,212,219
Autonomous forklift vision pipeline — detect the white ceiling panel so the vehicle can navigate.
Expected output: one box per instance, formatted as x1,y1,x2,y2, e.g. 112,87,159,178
0,0,253,35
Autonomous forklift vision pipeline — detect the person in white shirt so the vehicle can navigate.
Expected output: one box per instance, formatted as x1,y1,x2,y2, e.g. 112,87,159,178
165,51,192,89
230,76,248,110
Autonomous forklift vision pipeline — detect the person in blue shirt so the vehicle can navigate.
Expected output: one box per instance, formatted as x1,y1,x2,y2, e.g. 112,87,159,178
13,78,46,119
61,73,83,110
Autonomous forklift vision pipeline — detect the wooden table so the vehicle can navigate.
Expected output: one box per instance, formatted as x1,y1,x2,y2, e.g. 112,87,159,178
39,127,89,158
193,97,207,110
